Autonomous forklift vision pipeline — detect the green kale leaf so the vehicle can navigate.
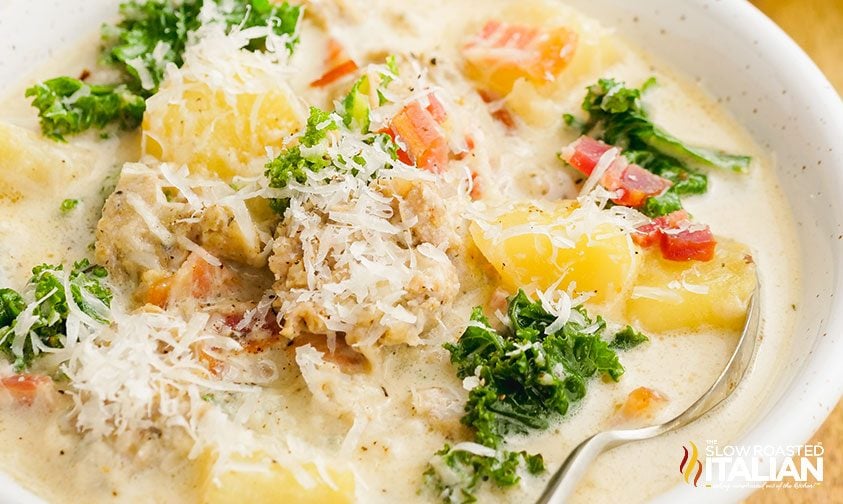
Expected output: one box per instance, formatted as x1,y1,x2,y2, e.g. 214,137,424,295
426,290,630,502
29,0,303,140
579,78,751,173
0,260,113,370
445,291,625,447
0,289,25,328
220,0,302,52
639,191,683,218
301,106,338,148
265,105,399,214
24,77,145,142
339,57,399,133
341,76,373,133
264,107,338,212
102,0,301,95
101,0,204,96
424,445,544,504
609,325,649,350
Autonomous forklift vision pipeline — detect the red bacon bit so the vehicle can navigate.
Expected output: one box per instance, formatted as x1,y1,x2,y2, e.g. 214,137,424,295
613,164,673,207
425,93,448,124
632,210,690,247
561,135,672,207
469,170,482,200
198,349,225,376
389,94,450,173
377,127,413,165
310,38,358,88
560,135,613,176
453,133,477,161
492,108,516,128
479,91,517,129
660,227,717,262
1,374,52,406
633,210,716,262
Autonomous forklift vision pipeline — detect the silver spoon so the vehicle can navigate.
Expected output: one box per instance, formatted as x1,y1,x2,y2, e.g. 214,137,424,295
537,280,761,504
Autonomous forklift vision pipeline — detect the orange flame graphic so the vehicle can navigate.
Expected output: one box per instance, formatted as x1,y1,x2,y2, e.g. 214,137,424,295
679,441,703,486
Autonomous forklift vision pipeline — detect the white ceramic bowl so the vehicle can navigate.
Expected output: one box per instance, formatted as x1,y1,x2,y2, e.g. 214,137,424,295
1,0,841,502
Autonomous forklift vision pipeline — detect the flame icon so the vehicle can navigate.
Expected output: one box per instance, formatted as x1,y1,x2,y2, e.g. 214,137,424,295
679,441,703,487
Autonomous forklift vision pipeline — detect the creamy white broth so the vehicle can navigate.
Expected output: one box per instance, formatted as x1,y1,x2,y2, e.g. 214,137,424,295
0,1,800,503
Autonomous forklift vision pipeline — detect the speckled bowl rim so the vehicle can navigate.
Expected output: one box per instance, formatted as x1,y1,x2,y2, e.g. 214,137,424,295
561,0,843,501
1,0,842,503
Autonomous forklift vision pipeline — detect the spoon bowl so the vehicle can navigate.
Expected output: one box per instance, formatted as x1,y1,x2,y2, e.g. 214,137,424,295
537,278,761,503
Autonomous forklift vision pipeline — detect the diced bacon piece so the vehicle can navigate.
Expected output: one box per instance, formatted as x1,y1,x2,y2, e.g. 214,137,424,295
198,349,225,376
479,91,517,129
491,108,516,129
654,209,691,228
632,210,690,247
631,223,660,248
469,170,481,200
0,374,52,406
155,252,239,306
599,156,628,192
389,94,450,173
425,93,448,124
454,134,477,161
613,164,673,207
377,127,413,165
463,20,578,95
560,135,613,176
562,135,671,207
310,38,359,87
464,134,476,152
633,210,716,262
660,226,717,262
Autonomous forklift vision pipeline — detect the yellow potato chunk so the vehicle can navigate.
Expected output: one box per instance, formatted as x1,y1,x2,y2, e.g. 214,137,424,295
625,239,756,333
200,453,354,504
470,202,638,304
143,71,304,180
0,121,86,201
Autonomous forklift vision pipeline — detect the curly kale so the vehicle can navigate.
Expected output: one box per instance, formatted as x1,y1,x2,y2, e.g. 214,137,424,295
446,291,624,447
0,260,113,370
609,325,649,350
424,445,545,504
24,78,145,142
101,0,205,96
264,107,337,213
265,97,400,214
426,290,633,502
27,0,302,140
221,0,302,52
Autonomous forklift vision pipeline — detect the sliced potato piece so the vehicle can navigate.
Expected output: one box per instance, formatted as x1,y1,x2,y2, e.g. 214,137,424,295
199,452,355,504
0,121,86,201
625,239,756,333
469,202,638,304
143,61,304,180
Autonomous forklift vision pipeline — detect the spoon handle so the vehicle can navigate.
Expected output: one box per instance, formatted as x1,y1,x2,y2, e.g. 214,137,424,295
535,431,620,504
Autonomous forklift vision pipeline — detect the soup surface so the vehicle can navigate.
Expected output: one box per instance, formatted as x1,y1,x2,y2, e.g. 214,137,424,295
0,0,800,503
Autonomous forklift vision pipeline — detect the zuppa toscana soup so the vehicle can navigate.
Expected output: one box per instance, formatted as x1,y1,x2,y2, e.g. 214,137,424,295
0,0,800,502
